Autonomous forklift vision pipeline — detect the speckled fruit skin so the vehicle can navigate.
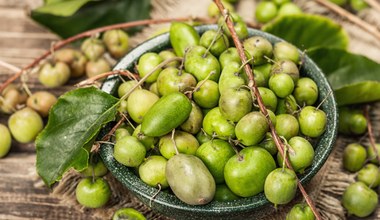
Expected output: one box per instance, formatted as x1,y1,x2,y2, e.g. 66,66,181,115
99,25,338,220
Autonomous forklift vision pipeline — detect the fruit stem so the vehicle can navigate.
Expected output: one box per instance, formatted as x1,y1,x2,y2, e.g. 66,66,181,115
118,57,183,103
171,129,180,155
364,105,380,164
214,1,322,219
0,16,215,93
203,26,224,58
315,90,333,110
75,69,137,87
315,0,380,41
149,183,162,207
100,114,126,142
187,70,216,99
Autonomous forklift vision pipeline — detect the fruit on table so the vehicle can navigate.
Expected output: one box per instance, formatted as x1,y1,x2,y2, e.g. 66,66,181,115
53,48,87,78
112,207,146,220
342,181,378,217
75,177,111,208
102,29,129,59
273,41,300,64
357,163,380,188
286,203,315,220
81,38,105,61
255,1,278,24
80,158,108,177
343,143,367,172
85,58,111,78
26,91,57,118
0,124,12,158
38,62,70,88
8,107,44,143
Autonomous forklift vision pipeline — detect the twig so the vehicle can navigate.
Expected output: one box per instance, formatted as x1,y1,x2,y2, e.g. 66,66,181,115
0,16,214,93
214,1,322,219
364,105,380,163
0,60,21,72
365,0,380,13
75,69,137,87
314,0,380,41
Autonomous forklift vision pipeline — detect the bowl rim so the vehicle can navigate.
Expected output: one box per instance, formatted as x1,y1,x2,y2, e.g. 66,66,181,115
99,24,338,218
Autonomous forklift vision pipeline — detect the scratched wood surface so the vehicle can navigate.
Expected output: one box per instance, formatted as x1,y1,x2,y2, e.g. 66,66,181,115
1,0,380,220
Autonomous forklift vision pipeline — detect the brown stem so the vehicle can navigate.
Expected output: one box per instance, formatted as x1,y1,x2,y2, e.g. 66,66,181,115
364,0,380,13
214,0,321,219
364,105,380,163
315,0,380,41
0,16,214,93
101,116,126,142
75,69,136,87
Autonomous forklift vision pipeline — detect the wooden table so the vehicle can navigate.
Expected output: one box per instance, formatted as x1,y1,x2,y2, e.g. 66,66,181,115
1,1,380,220
0,1,99,219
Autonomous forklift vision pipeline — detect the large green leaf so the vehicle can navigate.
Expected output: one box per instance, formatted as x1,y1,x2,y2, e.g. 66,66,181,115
34,0,91,16
262,14,349,50
36,87,119,186
308,48,380,106
31,0,151,38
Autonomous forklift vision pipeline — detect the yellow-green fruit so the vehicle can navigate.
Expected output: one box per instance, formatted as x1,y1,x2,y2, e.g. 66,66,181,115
0,124,12,158
8,107,44,143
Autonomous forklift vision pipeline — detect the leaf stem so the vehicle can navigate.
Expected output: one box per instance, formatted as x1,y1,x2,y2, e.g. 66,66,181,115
0,16,214,93
214,0,321,219
315,0,380,41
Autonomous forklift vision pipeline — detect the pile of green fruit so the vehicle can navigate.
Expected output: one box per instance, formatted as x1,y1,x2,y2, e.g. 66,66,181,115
0,29,131,158
109,21,327,210
328,0,369,12
39,29,130,88
342,142,380,218
255,0,303,24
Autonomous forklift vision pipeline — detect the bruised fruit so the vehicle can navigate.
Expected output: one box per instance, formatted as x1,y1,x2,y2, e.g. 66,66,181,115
166,154,216,205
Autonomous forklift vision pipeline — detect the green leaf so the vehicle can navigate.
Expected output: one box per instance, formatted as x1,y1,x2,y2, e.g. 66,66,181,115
308,47,380,106
31,0,151,38
36,87,119,186
262,14,349,50
34,0,92,16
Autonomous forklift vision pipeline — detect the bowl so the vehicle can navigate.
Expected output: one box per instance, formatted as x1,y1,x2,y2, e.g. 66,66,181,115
99,25,338,219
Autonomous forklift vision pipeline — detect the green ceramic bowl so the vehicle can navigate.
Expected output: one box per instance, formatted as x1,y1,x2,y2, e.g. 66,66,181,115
99,25,338,219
